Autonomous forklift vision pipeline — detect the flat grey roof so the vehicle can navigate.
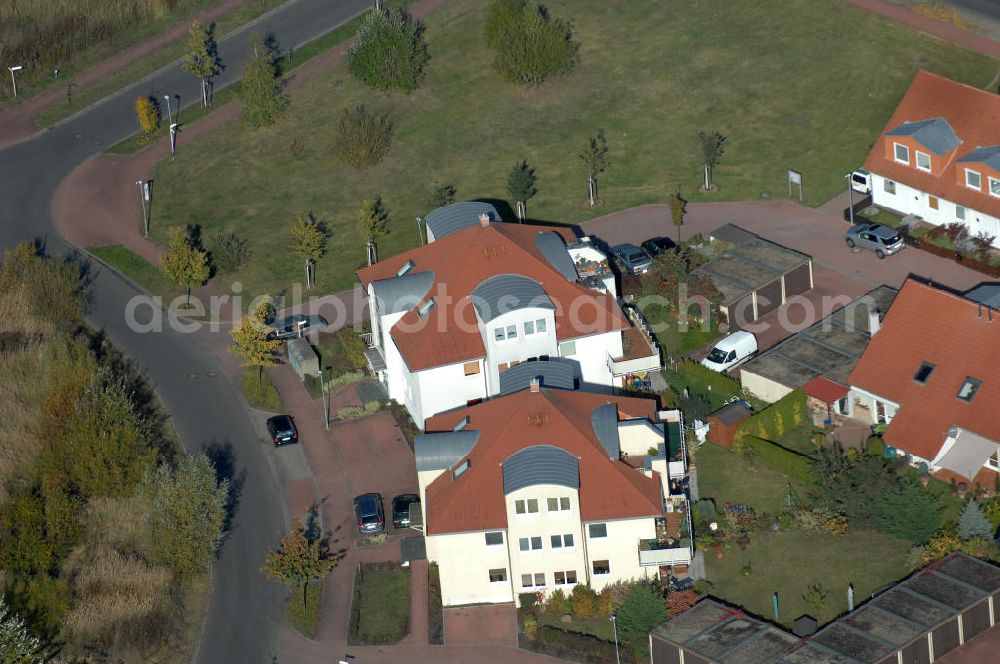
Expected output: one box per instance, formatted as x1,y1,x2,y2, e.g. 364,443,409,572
740,286,897,391
694,225,811,304
651,553,1000,664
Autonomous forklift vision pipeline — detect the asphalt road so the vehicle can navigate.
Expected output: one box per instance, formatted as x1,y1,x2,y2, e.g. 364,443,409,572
0,0,370,662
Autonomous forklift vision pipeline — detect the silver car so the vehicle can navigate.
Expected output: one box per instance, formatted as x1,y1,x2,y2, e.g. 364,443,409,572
612,243,653,275
845,223,904,259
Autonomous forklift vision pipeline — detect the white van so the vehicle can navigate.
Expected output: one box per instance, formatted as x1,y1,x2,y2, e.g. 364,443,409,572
850,168,872,194
701,330,758,373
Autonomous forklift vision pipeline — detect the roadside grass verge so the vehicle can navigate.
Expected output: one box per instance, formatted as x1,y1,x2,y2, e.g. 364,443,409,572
348,562,410,645
286,581,322,638
150,0,997,297
240,368,283,412
35,0,293,127
89,244,175,294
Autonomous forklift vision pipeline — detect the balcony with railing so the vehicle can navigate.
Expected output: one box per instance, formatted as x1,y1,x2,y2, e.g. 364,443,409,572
639,508,692,567
607,305,661,377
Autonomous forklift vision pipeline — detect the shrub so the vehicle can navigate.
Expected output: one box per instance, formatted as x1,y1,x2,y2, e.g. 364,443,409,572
665,589,699,618
616,581,664,642
544,588,567,615
569,584,597,618
865,435,885,457
337,401,381,420
333,105,392,169
737,390,805,442
424,181,457,212
134,95,160,139
238,34,288,127
958,499,993,541
485,0,579,86
338,329,370,371
802,582,827,611
598,578,637,614
519,591,540,613
794,506,832,532
428,563,444,644
209,232,250,274
347,9,428,93
522,612,538,640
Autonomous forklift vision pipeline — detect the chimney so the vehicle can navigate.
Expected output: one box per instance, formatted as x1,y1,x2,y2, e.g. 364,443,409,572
868,307,881,337
529,378,540,393
478,213,490,227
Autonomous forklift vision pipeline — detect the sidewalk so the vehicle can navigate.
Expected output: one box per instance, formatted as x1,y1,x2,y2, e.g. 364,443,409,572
0,0,252,150
844,0,1000,58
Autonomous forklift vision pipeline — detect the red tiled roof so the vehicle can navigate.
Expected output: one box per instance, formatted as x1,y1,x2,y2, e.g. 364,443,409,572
864,70,1000,219
357,222,628,371
802,376,849,404
848,279,1000,460
421,389,663,535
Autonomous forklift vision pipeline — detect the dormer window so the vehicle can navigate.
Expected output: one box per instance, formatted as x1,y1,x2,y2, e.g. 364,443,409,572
966,169,982,190
957,377,981,403
417,298,436,319
915,151,931,172
990,177,1000,198
396,259,415,277
894,143,910,164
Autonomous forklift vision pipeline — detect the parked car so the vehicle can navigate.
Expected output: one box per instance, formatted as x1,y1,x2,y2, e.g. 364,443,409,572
267,314,328,340
850,168,872,194
611,243,653,275
391,493,420,529
845,223,904,259
354,493,385,534
640,236,677,257
701,330,758,373
266,415,298,446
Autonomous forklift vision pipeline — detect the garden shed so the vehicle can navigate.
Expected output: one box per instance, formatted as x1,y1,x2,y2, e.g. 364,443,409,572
706,401,752,448
286,338,319,379
693,224,813,327
649,552,1000,664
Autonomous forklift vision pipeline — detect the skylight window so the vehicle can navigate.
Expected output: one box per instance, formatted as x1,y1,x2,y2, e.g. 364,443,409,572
417,297,436,319
913,362,935,385
957,377,981,403
396,259,415,277
453,459,471,479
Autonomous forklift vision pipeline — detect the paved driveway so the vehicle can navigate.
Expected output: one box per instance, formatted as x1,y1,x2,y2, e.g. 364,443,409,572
443,604,520,648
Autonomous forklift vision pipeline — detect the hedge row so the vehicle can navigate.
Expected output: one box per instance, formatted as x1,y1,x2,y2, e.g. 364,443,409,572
738,434,814,484
737,390,806,442
521,625,640,664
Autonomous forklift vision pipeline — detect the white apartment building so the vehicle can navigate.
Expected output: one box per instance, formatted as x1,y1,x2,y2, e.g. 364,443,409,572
357,201,660,427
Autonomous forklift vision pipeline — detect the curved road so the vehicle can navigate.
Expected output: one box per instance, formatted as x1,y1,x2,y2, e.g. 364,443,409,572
0,0,369,661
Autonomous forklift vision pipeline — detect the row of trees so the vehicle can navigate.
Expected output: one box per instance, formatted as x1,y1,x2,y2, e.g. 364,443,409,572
0,244,229,660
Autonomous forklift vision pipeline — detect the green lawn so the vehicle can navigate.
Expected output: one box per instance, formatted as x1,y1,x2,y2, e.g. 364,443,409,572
89,244,175,295
149,0,997,300
537,612,614,642
350,563,411,644
286,581,323,638
696,441,809,513
704,528,909,627
240,369,283,412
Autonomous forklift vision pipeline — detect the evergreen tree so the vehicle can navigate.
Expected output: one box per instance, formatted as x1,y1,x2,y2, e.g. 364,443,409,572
161,227,210,305
958,499,994,541
140,455,229,578
506,160,537,221
615,581,665,642
0,596,48,664
238,34,288,127
289,213,329,289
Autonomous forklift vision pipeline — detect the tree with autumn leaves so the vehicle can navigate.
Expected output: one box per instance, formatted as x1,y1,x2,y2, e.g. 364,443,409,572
261,519,337,611
161,226,210,305
229,297,281,385
134,95,160,141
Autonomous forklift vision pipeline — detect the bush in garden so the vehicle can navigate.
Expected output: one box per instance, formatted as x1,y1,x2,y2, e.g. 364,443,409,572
333,105,392,169
484,0,579,86
958,499,994,541
616,581,665,642
346,9,428,93
665,589,700,618
209,232,250,274
544,589,567,615
569,584,597,618
522,613,538,640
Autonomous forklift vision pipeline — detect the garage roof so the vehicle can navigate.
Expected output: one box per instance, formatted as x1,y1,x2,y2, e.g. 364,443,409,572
694,224,811,304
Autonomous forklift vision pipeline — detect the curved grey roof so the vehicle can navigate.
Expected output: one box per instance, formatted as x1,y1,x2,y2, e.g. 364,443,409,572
471,274,554,323
498,358,578,396
958,144,1000,171
534,232,577,281
414,431,480,472
887,117,960,156
502,445,579,494
591,402,620,459
371,271,435,315
424,201,500,240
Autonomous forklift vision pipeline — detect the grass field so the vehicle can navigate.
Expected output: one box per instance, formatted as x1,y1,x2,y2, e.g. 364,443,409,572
89,244,176,295
350,563,411,644
703,528,909,627
696,441,810,513
286,581,322,638
150,0,997,299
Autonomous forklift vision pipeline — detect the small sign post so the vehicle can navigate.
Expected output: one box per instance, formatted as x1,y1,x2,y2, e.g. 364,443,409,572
787,169,803,201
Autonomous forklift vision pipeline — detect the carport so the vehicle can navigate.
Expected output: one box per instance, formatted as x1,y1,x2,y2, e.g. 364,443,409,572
693,224,814,327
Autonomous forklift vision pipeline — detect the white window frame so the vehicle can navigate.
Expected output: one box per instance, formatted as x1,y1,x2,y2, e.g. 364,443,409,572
990,176,1000,198
588,523,608,538
524,320,535,335
554,570,578,586
550,533,575,550
915,150,931,171
518,536,543,553
536,318,547,333
488,568,507,583
494,327,505,342
559,340,577,357
956,205,966,221
514,498,539,515
546,496,571,512
966,168,982,190
893,142,910,164
592,560,611,576
484,531,504,546
883,179,896,195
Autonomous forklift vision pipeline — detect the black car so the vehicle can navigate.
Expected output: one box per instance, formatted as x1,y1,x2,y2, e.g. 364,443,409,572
267,314,328,340
266,415,298,446
354,493,385,534
392,494,420,529
641,236,676,257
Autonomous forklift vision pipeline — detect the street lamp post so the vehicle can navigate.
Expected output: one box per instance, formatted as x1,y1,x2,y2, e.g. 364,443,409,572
135,180,152,237
415,216,425,245
316,369,330,430
610,616,620,664
169,123,179,160
8,65,23,97
845,173,855,225
163,95,174,126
